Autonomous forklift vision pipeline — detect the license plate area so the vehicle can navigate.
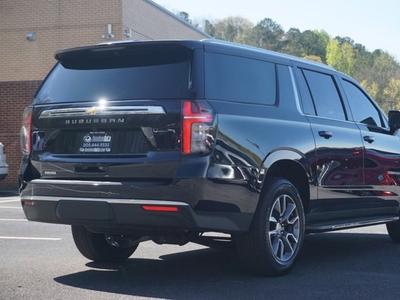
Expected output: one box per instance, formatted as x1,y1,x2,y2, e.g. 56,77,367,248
79,131,112,153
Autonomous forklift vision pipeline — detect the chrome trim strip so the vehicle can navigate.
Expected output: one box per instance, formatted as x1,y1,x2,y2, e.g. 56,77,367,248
31,179,122,185
331,217,399,229
39,106,166,119
307,216,399,232
289,66,303,115
387,171,400,175
21,195,189,207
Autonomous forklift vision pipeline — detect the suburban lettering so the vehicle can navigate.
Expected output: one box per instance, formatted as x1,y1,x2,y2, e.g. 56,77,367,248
64,118,125,125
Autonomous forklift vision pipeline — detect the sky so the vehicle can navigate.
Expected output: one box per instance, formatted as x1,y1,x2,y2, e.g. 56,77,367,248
153,0,400,61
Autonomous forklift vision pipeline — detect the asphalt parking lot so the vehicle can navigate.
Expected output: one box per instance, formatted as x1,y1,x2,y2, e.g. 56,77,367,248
1,190,400,300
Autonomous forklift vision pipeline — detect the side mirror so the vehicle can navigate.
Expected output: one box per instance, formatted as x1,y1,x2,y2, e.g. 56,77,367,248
388,110,400,133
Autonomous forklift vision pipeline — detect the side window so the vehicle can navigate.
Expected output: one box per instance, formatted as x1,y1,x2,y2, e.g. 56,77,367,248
295,68,316,115
302,69,346,121
341,79,383,127
205,52,276,105
276,64,298,109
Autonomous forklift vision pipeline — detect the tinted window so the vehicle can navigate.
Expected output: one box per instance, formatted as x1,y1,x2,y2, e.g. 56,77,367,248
341,79,383,127
302,69,346,120
35,51,190,104
277,65,297,108
205,53,276,105
295,69,316,115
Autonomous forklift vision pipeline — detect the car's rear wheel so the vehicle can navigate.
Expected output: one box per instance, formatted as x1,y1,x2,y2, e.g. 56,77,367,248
71,225,138,262
235,177,305,277
386,221,400,243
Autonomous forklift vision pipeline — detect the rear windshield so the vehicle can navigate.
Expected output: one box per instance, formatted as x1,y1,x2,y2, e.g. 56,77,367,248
35,45,192,104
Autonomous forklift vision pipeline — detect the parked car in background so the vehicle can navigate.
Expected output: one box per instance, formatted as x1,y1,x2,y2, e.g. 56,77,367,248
0,142,8,180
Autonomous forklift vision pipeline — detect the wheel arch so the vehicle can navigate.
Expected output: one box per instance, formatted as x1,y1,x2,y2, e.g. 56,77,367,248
260,149,311,212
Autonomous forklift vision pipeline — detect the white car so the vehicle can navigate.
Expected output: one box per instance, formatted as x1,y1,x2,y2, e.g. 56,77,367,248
0,142,8,180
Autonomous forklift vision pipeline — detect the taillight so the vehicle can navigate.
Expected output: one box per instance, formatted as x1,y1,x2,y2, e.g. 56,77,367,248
182,100,216,154
142,205,179,212
20,107,33,154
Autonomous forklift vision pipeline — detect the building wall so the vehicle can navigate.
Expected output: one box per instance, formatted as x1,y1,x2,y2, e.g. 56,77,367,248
0,0,208,190
0,81,42,189
0,0,123,82
122,0,208,40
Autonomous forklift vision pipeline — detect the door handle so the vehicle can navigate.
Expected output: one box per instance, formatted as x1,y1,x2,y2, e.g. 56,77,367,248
363,136,375,143
318,131,333,139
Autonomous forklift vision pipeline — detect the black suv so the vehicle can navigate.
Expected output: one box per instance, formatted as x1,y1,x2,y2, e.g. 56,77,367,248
19,39,400,277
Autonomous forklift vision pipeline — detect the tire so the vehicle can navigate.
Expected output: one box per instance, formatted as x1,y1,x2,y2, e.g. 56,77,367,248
71,225,138,262
235,177,305,277
386,221,400,243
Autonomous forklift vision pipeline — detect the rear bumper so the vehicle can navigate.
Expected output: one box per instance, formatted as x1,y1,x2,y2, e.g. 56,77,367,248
20,178,258,233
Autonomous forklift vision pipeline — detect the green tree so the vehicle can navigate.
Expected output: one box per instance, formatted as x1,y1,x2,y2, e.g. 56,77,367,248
282,27,303,57
204,19,215,37
335,36,355,46
341,42,356,76
300,30,328,61
352,44,375,82
178,11,192,24
360,80,380,100
246,18,284,51
383,78,400,110
212,17,253,42
326,39,355,75
326,39,341,68
371,52,399,89
282,29,328,62
303,55,323,63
